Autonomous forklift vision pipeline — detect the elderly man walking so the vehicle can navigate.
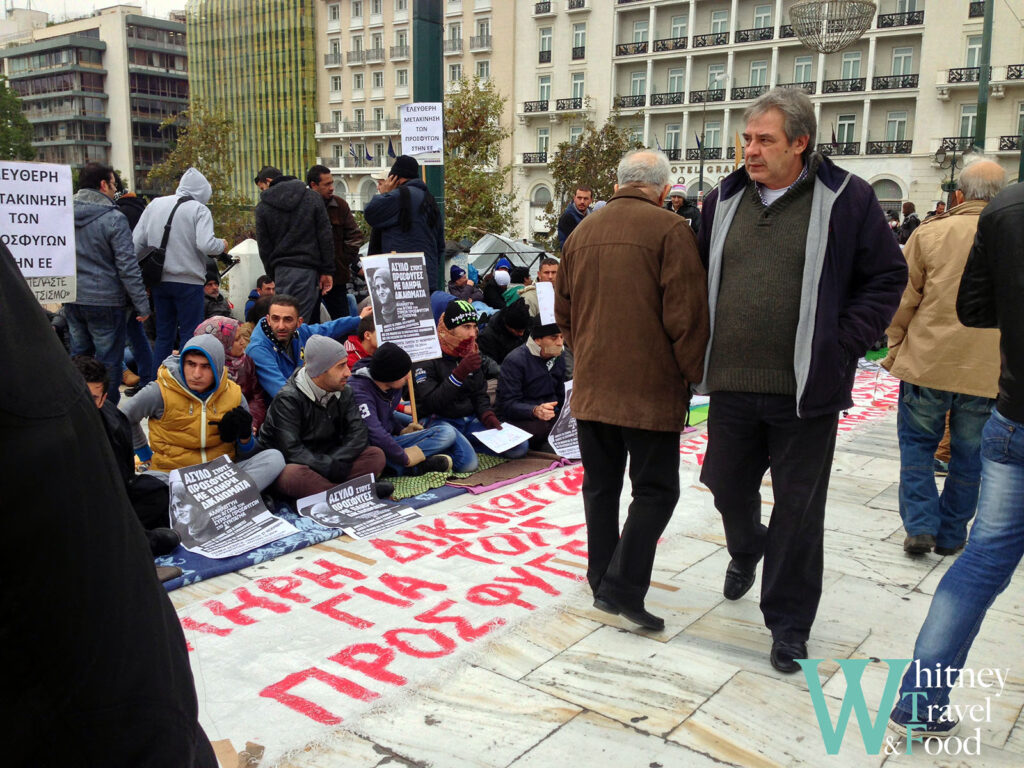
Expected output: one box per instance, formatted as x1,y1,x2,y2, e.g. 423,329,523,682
883,159,1006,556
556,150,709,630
696,87,906,672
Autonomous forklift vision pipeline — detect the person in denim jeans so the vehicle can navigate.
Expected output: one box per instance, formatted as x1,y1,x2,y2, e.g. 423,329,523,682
882,160,1007,555
67,162,151,404
889,180,1024,739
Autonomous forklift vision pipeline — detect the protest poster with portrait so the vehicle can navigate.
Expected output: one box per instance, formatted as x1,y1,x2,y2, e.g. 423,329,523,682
362,253,441,363
548,380,580,460
297,473,420,540
168,455,297,558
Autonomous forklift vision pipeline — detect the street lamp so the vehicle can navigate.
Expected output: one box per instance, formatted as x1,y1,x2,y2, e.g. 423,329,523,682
934,146,967,209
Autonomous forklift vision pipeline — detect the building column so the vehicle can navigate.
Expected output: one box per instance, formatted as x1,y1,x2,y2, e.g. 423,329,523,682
861,98,872,154
730,0,739,37
816,52,826,93
726,49,735,100
645,57,654,144
682,55,693,160
770,46,779,86
866,35,877,92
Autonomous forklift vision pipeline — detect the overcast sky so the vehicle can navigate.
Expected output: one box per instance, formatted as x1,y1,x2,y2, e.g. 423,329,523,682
4,1,184,23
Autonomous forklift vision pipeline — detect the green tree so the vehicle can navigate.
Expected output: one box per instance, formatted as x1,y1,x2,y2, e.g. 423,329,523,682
542,111,643,251
443,75,518,240
148,100,253,246
0,75,34,161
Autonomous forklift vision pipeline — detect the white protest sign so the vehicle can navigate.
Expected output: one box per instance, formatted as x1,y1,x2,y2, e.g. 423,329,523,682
363,253,442,362
0,161,76,303
536,281,556,325
399,102,444,166
472,422,532,454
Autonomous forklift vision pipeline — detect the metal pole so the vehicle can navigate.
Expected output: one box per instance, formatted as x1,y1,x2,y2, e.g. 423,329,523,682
698,99,707,198
973,0,994,153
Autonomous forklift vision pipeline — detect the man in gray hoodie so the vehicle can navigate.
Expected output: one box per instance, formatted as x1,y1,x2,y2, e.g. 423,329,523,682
134,167,228,374
67,162,151,405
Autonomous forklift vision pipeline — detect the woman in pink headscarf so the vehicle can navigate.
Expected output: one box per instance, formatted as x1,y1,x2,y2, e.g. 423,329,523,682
193,315,268,431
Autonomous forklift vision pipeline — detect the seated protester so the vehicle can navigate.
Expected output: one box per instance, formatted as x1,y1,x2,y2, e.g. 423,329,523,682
349,342,457,476
245,274,275,318
477,297,531,365
259,335,388,498
482,267,510,310
345,313,378,369
72,355,181,556
502,266,532,306
447,265,484,303
119,334,286,492
495,322,567,450
417,300,529,473
246,293,274,325
193,316,269,432
245,293,368,398
203,273,232,320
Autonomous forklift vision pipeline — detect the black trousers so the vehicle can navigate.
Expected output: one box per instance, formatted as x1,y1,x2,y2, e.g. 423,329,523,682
577,420,680,610
700,391,839,644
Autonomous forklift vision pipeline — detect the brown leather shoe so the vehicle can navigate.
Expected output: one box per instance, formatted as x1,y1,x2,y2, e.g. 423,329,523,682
156,565,182,583
903,534,935,555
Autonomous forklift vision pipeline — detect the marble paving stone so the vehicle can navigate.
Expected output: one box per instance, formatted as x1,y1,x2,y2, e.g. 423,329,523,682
868,483,901,512
1002,713,1024,756
276,728,384,767
566,578,724,643
651,533,725,577
883,742,1024,767
472,609,601,681
523,625,740,736
822,529,940,589
830,451,877,476
671,585,865,686
350,664,580,768
510,710,727,768
668,670,887,767
668,546,844,599
828,473,895,508
825,499,904,542
854,457,904,483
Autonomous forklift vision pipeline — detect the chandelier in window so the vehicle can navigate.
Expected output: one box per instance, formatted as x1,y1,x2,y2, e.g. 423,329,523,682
789,1,877,54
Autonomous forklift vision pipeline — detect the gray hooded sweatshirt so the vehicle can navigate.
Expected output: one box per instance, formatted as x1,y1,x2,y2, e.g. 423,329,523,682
132,167,225,285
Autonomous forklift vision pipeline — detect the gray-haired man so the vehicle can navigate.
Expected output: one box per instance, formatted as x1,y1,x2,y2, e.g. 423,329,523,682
696,87,907,672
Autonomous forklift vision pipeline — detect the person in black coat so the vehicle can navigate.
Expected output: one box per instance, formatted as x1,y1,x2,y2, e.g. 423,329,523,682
259,335,387,498
664,184,701,234
495,322,568,449
477,298,531,365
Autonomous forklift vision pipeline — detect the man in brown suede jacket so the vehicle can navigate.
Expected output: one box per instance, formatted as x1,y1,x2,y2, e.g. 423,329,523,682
555,149,709,631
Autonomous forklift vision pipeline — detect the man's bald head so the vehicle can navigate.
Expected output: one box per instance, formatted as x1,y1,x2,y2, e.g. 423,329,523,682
959,159,1006,202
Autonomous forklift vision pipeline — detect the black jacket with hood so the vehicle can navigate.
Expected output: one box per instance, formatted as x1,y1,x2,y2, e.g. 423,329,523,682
255,176,335,278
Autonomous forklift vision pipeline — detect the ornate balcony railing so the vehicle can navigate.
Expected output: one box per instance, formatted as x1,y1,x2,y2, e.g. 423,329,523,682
948,67,990,83
653,36,687,52
780,80,817,94
818,142,859,156
872,74,919,90
614,94,646,108
823,77,865,93
443,38,463,53
538,50,551,64
940,136,974,151
735,27,774,43
651,91,685,106
390,45,409,59
342,120,365,132
469,35,492,50
1008,64,1024,80
365,48,384,63
686,147,722,160
534,1,552,14
999,135,1021,151
663,148,681,160
568,0,587,9
731,85,768,100
780,24,795,38
556,97,583,110
689,88,725,103
877,10,924,27
523,100,549,112
969,2,985,18
347,50,365,63
615,41,648,56
572,46,586,59
866,140,913,154
693,32,729,47
324,52,343,66
523,152,547,163
316,121,340,134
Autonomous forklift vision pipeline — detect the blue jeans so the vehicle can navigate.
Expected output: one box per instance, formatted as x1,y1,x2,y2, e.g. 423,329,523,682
152,282,204,370
64,303,127,404
425,415,530,473
125,312,155,386
897,382,993,549
892,409,1024,724
388,423,459,475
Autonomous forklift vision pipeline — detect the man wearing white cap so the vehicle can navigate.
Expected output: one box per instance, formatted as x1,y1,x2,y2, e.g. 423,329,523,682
665,184,701,233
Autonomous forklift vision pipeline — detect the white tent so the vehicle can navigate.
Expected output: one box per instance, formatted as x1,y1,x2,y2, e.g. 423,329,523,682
468,233,548,274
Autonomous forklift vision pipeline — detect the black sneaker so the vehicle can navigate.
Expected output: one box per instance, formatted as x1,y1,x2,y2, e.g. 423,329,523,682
147,527,181,557
887,715,961,740
420,454,453,474
374,481,395,499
